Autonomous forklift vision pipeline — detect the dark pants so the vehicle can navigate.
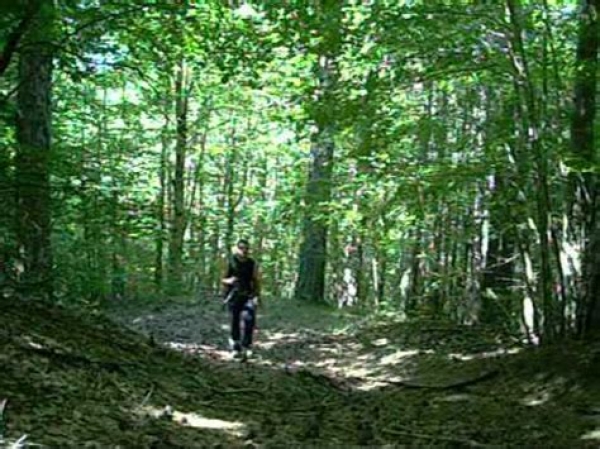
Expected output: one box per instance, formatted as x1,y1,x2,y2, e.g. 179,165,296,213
229,296,256,350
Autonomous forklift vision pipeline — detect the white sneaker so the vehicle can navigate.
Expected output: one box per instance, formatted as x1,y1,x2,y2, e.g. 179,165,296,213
229,338,240,351
243,348,253,359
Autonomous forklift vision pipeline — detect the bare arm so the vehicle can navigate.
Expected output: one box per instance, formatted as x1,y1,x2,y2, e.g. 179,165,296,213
221,258,237,290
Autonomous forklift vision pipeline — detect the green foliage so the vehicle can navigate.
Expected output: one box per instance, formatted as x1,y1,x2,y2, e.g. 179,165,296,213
0,1,595,338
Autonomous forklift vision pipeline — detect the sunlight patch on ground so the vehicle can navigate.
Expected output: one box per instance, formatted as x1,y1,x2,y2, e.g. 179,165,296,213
581,429,600,440
355,381,390,391
22,336,45,350
522,391,551,407
262,331,301,340
380,349,421,365
139,406,246,436
449,347,522,361
173,411,245,434
292,355,376,380
165,341,235,361
166,342,219,353
310,352,412,386
257,331,302,349
309,344,339,354
346,341,363,351
314,358,335,368
166,342,203,351
521,377,569,407
355,375,407,391
434,394,473,403
371,338,389,346
339,364,373,378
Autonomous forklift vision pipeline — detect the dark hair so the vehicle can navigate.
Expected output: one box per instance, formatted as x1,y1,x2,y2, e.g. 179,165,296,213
237,238,250,247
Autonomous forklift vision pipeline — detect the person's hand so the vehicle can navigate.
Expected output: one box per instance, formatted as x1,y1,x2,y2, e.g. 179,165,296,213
222,276,237,286
252,296,260,308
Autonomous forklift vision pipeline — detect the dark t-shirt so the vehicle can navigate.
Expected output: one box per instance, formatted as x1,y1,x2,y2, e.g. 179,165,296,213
226,255,256,296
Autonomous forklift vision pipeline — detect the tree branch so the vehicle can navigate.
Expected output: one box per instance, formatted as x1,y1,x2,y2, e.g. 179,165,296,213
0,6,38,77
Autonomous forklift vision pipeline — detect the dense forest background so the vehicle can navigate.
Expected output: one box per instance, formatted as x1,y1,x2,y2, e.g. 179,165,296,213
1,0,599,343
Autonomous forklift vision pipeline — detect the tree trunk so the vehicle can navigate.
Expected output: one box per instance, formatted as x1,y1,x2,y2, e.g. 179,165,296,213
81,86,103,301
111,189,125,301
154,126,169,292
481,175,516,325
295,121,335,302
479,86,516,325
506,0,555,340
406,227,423,314
110,85,128,301
294,1,342,303
224,134,237,253
190,123,209,292
167,59,190,293
467,184,485,324
15,1,54,301
569,0,600,337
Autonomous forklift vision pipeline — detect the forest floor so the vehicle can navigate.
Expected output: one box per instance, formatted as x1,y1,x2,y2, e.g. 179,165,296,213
1,296,600,448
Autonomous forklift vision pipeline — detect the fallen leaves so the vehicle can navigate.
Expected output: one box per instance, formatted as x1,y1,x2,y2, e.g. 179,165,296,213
0,297,599,447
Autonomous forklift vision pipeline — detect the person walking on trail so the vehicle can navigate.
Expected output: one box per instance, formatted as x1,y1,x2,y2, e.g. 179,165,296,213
222,238,261,359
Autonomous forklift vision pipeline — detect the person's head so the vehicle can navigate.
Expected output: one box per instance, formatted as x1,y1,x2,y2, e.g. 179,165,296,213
235,238,250,258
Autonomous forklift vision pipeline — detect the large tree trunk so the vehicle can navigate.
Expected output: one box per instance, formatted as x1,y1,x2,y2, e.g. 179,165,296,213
14,1,54,301
570,0,600,337
294,2,342,303
295,119,335,302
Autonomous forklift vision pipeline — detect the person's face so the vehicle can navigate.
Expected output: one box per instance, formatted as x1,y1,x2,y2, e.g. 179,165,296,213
237,243,250,257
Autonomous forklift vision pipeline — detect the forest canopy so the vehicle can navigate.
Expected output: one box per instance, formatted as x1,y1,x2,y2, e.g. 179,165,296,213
0,0,599,343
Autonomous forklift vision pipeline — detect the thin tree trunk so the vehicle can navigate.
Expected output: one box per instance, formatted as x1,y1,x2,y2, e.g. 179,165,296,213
109,84,130,301
81,87,102,301
191,124,209,291
407,227,423,314
224,120,240,253
468,184,485,324
154,126,169,292
448,214,461,312
167,58,190,293
506,0,555,340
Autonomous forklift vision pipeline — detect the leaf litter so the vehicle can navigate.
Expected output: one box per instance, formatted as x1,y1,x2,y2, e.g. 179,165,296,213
0,296,599,447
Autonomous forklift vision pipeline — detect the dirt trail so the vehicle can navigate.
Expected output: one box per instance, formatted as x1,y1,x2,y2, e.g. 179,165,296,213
2,297,599,447
111,298,508,390
108,297,600,447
